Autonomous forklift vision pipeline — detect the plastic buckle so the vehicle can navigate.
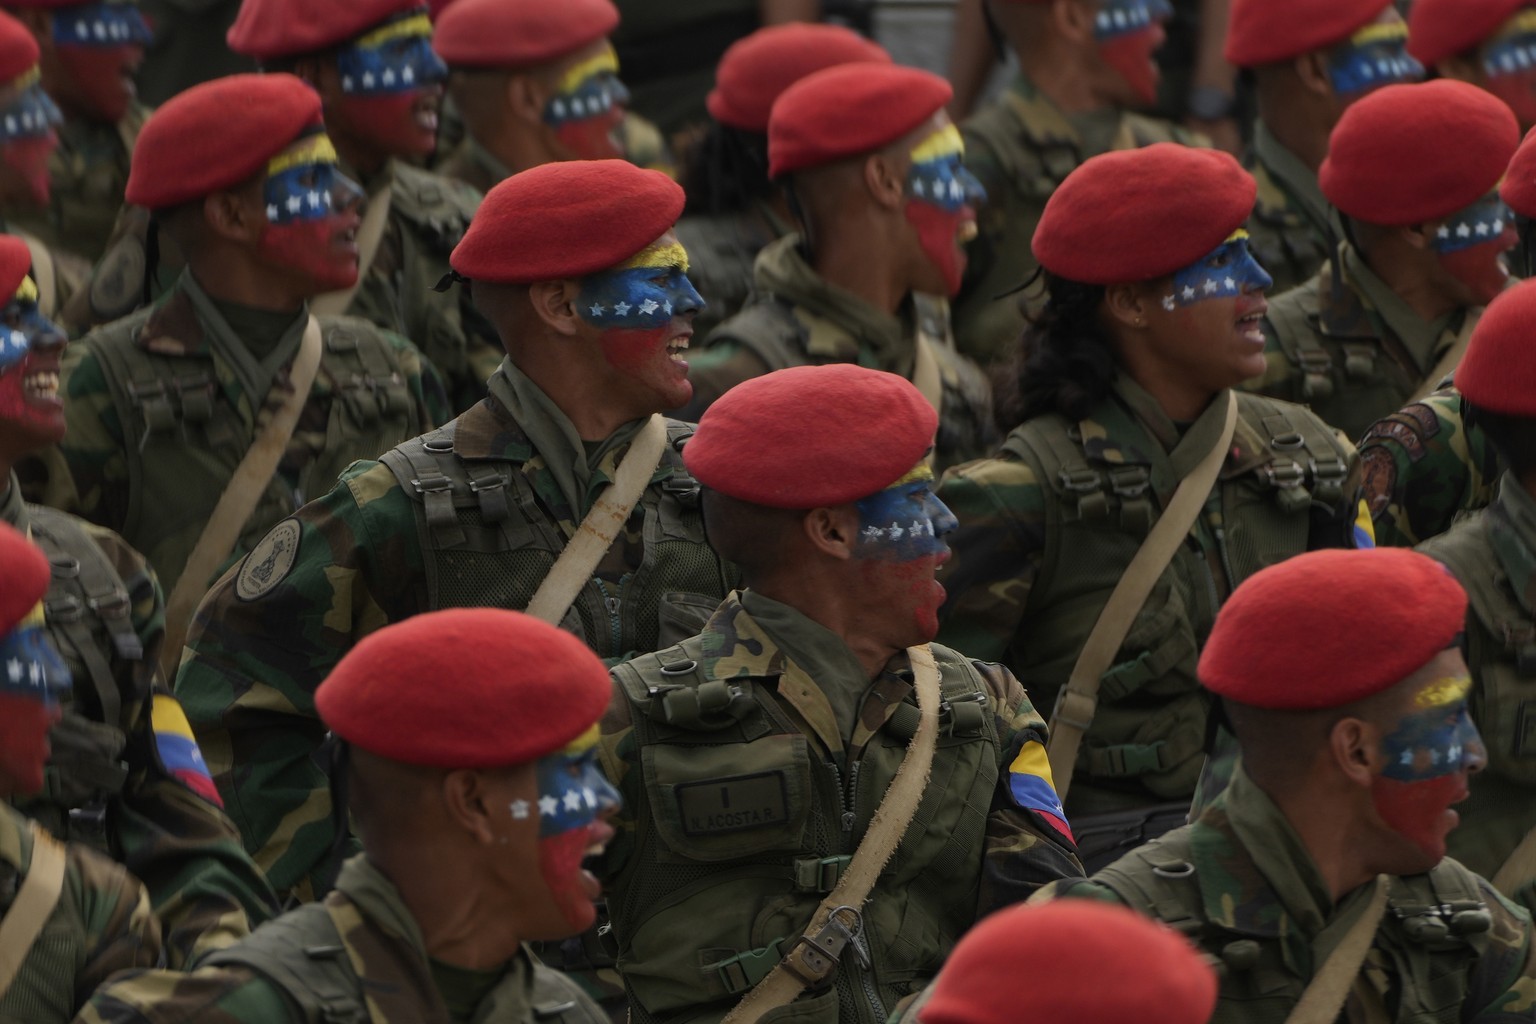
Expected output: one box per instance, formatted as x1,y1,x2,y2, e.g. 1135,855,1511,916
713,939,784,994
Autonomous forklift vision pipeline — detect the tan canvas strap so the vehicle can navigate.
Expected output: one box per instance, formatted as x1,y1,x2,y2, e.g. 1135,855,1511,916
159,316,325,677
1408,308,1481,404
912,335,943,416
18,231,55,319
524,414,669,626
0,823,68,1001
1047,390,1238,800
1491,827,1536,895
722,644,942,1024
309,185,392,318
1283,875,1390,1024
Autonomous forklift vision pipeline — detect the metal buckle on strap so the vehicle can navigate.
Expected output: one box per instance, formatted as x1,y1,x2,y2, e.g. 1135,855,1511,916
783,906,864,989
1059,466,1100,493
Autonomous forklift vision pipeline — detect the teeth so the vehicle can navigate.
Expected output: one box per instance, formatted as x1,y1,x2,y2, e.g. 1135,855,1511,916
23,371,57,398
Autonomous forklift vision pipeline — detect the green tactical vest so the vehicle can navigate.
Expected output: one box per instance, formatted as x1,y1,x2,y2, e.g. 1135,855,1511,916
1091,829,1496,1024
87,313,419,594
1002,393,1351,806
673,210,776,341
1244,159,1332,299
607,642,1000,1024
380,418,729,661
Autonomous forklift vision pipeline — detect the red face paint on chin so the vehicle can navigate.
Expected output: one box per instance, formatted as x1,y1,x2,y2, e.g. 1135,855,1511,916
3,133,57,206
857,558,946,642
54,45,140,123
600,326,692,409
258,218,360,293
0,692,58,797
1370,772,1464,863
538,827,599,930
904,200,971,298
336,91,438,159
1438,231,1516,304
1099,28,1164,107
555,110,626,161
1486,72,1536,131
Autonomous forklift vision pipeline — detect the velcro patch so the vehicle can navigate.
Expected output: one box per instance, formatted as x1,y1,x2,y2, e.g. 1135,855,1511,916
676,772,789,836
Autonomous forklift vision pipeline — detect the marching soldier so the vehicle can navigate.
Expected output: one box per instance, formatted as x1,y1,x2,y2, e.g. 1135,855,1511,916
1409,0,1536,132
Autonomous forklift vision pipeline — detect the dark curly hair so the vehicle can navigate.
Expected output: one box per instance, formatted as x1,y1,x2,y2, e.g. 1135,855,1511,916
679,121,776,217
1011,272,1120,428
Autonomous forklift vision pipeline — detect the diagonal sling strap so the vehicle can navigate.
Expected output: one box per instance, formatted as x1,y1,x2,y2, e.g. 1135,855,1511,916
309,185,392,318
1284,875,1390,1024
912,334,943,416
1491,827,1536,896
0,823,68,1001
1407,308,1482,404
523,414,669,627
1047,390,1238,800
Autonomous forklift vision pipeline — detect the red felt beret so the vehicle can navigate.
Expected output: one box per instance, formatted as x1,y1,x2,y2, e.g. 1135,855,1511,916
315,608,612,769
1200,549,1467,710
1454,278,1536,414
228,0,422,59
433,0,618,69
684,364,937,509
125,73,322,210
1320,80,1520,226
707,24,891,135
0,233,31,299
1032,143,1255,284
1226,0,1393,67
0,10,38,83
0,521,49,637
768,62,952,178
1408,0,1528,66
452,159,683,283
1503,126,1536,216
920,902,1218,1024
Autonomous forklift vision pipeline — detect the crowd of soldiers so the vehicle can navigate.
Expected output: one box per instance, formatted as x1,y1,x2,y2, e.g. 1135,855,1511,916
6,0,1536,1021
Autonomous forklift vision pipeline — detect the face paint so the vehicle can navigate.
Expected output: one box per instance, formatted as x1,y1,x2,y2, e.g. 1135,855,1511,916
544,45,630,161
334,10,446,158
1371,673,1481,861
578,240,703,409
0,273,67,446
1328,21,1423,99
50,2,150,124
1162,230,1273,311
257,133,364,293
0,68,61,207
904,125,985,298
534,724,619,929
0,599,71,796
1093,0,1173,106
851,463,957,638
1433,193,1517,304
1482,11,1536,128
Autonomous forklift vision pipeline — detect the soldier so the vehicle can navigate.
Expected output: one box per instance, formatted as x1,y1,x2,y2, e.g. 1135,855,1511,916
0,519,161,1022
1225,0,1422,296
79,607,617,1024
683,63,996,473
1040,548,1536,1024
936,144,1370,869
173,158,733,902
0,230,275,967
1409,0,1536,132
599,363,1082,1024
1245,79,1520,441
951,0,1207,368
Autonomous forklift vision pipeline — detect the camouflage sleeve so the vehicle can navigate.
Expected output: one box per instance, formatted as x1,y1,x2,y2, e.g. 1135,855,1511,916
73,964,300,1024
934,455,1046,665
58,335,131,532
380,328,451,430
1027,876,1130,906
174,461,426,901
66,843,164,1011
1465,877,1536,1020
1358,390,1500,548
674,334,772,423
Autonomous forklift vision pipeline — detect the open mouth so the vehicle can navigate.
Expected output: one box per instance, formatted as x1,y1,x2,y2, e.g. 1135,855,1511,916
667,333,690,365
956,220,978,244
23,368,59,403
1236,306,1267,344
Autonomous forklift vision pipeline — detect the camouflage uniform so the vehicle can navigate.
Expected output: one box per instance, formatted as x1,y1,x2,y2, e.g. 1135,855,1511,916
936,378,1367,817
58,270,443,596
435,115,676,197
174,357,734,901
673,202,789,340
1243,121,1336,298
0,802,161,1024
1243,243,1487,441
682,235,997,474
598,590,1083,1024
1360,384,1501,548
1039,766,1536,1023
76,853,608,1024
953,78,1207,367
1,476,274,968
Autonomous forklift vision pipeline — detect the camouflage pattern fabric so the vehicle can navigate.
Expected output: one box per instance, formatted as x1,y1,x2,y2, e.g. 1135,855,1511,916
0,802,161,1024
1039,767,1536,1023
1242,121,1335,298
673,202,787,341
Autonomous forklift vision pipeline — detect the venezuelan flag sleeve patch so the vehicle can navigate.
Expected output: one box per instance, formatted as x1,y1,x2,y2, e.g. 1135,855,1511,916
151,694,223,807
1006,734,1074,845
1353,498,1376,549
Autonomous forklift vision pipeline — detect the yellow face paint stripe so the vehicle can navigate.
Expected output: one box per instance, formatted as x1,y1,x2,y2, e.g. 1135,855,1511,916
20,599,44,629
560,723,601,757
616,241,689,273
1415,675,1472,709
891,462,935,487
555,44,620,95
7,67,39,92
267,134,338,177
1497,9,1536,40
354,12,433,50
14,274,36,306
1350,21,1409,46
909,124,964,165
1224,228,1251,244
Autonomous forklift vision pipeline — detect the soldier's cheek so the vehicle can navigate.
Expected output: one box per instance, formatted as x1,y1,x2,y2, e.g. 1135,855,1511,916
0,694,58,797
1,134,56,207
553,111,626,162
904,200,968,299
258,218,361,292
1438,240,1515,306
1097,28,1164,107
1370,774,1462,860
538,828,599,930
336,92,437,159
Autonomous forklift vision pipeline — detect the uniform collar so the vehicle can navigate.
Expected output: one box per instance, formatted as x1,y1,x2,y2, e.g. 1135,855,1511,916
1251,121,1335,244
1337,242,1460,376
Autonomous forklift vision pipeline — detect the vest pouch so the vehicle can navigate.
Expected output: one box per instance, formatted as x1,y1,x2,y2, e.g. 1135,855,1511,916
1099,578,1199,704
643,733,812,863
39,710,128,809
656,591,724,649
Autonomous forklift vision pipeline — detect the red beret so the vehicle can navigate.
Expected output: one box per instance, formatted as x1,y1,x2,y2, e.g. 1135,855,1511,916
125,73,322,210
434,0,618,69
315,608,612,769
707,24,891,135
1200,549,1467,711
1503,125,1536,216
920,902,1218,1024
0,10,38,83
685,364,937,509
1032,143,1255,284
1454,279,1536,415
1320,80,1520,226
0,233,31,299
228,0,421,59
1226,0,1393,66
1408,0,1528,66
452,159,683,283
768,62,951,178
0,521,49,637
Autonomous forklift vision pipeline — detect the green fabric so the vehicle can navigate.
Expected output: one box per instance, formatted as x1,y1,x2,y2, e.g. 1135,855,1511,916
1251,121,1334,245
1341,243,1455,376
181,271,306,410
1223,768,1335,938
431,957,514,1024
205,294,306,367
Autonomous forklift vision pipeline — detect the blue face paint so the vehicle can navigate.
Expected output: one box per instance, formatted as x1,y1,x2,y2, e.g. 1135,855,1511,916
262,135,353,227
1163,231,1272,311
50,1,150,48
1379,677,1482,783
852,470,957,563
0,74,60,144
577,243,704,332
532,736,619,839
0,615,71,705
907,125,985,214
336,11,445,97
1433,194,1515,254
1091,0,1173,42
1484,11,1536,79
1328,22,1423,98
0,276,62,376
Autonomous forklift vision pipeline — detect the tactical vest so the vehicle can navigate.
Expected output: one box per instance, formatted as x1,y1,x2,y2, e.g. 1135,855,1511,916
87,314,419,593
380,418,728,661
1243,159,1331,298
1002,393,1351,803
674,211,771,340
1091,828,1496,1024
607,642,1001,1024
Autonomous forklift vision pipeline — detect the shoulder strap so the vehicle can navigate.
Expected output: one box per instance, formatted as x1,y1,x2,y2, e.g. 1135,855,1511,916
0,823,68,1002
159,316,326,676
310,186,393,318
1047,390,1238,799
1283,875,1390,1024
912,334,943,420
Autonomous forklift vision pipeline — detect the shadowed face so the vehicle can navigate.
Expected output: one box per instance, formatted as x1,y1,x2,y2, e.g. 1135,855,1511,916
1429,192,1518,304
530,725,620,932
255,131,365,294
1481,10,1536,129
0,68,60,207
849,461,957,642
45,0,149,123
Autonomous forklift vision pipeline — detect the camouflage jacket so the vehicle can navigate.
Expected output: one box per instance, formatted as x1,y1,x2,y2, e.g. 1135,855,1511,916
1244,243,1487,441
682,234,998,474
77,853,608,1024
1243,121,1335,298
435,111,674,189
673,201,789,340
1040,767,1536,1023
598,591,1083,1024
936,378,1369,815
953,77,1206,368
58,270,442,596
1361,384,1501,548
174,359,734,901
2,478,274,968
0,803,161,1024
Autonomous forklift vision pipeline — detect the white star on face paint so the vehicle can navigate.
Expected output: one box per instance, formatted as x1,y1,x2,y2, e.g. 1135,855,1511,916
913,178,925,197
662,301,673,315
589,303,604,317
563,790,584,812
1494,219,1505,233
286,196,302,214
887,525,905,540
1475,222,1490,236
1400,750,1413,766
382,68,396,86
1223,277,1236,290
5,659,19,683
267,204,279,220
862,526,883,542
1202,279,1219,294
948,179,964,201
539,795,559,816
1458,223,1473,238
910,519,929,535
639,299,659,315
510,799,530,819
1162,295,1176,311
74,20,87,35
1182,286,1196,301
614,301,631,316
28,662,40,685
402,66,415,83
307,191,321,208
362,71,376,88
1437,225,1452,240
4,117,15,133
1428,748,1441,765
583,787,597,808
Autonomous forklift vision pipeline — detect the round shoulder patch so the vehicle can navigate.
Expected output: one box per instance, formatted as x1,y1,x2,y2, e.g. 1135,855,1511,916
89,233,146,321
236,518,302,602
